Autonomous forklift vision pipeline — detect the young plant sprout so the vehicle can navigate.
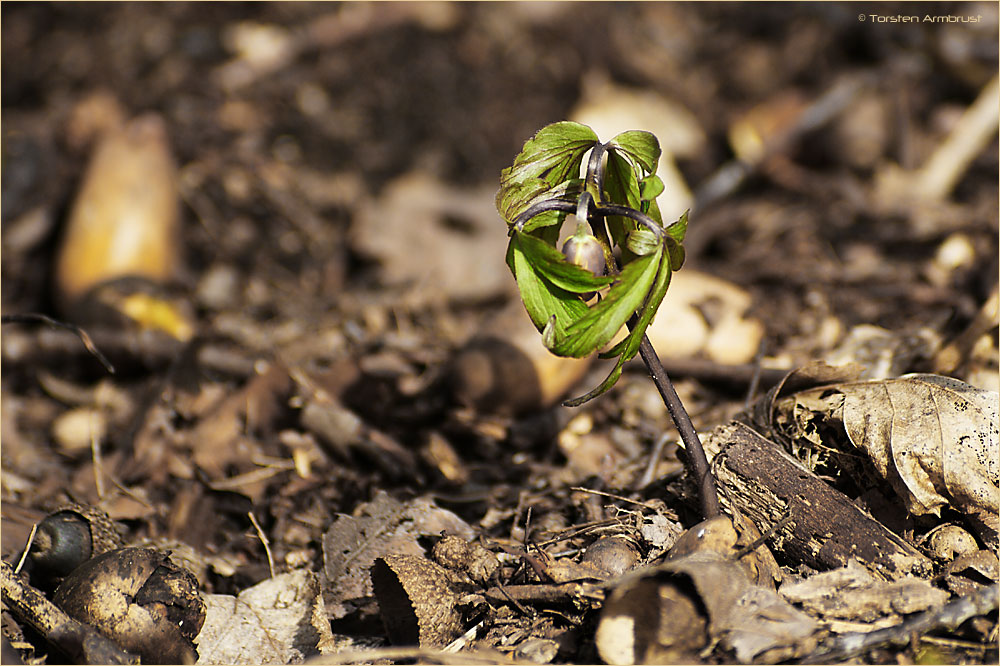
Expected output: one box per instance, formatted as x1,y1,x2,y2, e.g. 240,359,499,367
496,121,720,519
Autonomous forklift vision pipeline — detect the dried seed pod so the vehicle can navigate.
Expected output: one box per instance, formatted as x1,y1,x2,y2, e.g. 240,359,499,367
370,554,463,648
53,548,205,665
31,504,125,580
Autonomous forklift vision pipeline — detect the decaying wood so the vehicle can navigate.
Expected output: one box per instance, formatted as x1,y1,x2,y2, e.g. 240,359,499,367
702,422,933,581
800,583,999,664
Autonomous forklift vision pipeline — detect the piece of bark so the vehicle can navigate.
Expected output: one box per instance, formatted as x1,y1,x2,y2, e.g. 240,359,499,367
702,422,933,580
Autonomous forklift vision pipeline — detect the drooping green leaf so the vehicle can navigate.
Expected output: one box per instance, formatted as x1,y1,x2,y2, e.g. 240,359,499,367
603,151,641,254
604,150,642,211
552,249,661,358
497,122,598,225
609,130,661,175
625,227,659,257
665,235,685,272
515,230,614,294
665,209,689,244
566,243,673,406
565,243,671,406
507,233,589,347
640,174,664,202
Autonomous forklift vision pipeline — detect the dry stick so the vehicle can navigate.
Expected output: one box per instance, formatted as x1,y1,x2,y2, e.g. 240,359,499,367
1,313,115,373
637,333,720,519
800,584,999,664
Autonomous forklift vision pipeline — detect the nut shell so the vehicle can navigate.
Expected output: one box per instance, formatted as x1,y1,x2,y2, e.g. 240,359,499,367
53,547,205,665
31,504,125,579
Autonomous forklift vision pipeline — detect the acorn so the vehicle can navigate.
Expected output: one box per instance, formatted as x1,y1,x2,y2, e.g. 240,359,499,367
53,547,205,665
30,504,125,581
581,535,641,578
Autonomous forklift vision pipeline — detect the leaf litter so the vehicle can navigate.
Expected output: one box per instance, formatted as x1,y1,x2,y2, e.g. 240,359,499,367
1,3,997,665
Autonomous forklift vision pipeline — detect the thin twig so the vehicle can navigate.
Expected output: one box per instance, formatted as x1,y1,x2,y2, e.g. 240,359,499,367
637,432,672,489
247,511,275,578
569,486,661,511
1,313,115,374
90,411,106,499
14,524,38,575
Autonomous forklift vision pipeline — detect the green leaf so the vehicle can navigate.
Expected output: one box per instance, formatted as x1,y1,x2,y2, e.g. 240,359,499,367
515,230,613,294
604,150,642,211
625,227,659,257
609,130,661,175
666,235,685,272
507,233,589,349
665,209,688,244
552,249,661,358
640,174,664,202
497,122,598,225
566,244,672,407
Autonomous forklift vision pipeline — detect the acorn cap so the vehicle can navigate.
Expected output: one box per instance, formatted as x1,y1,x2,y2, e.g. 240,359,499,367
370,554,462,648
31,504,125,580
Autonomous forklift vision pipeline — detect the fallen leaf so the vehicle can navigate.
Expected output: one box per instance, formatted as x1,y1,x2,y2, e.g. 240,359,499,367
321,492,474,618
194,569,334,664
781,374,999,546
351,172,511,304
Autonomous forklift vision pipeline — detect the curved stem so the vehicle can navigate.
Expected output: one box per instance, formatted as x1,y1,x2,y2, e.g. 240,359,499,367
513,198,664,240
585,142,608,196
636,331,720,519
513,199,576,231
595,204,664,240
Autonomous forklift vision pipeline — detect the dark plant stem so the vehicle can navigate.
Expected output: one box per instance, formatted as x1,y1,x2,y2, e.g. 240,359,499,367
636,332,720,519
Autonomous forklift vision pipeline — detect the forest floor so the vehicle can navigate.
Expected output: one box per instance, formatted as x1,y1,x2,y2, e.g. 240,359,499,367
2,3,997,664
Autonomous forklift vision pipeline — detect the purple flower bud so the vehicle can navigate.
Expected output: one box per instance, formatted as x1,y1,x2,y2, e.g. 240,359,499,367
561,234,605,277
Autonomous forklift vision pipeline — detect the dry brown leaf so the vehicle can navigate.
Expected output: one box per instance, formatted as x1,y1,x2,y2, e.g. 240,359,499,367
779,560,951,624
784,374,998,546
350,172,511,304
194,569,334,664
321,492,474,618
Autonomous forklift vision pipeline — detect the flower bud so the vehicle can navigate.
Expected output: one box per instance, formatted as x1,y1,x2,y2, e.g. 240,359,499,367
561,234,605,277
